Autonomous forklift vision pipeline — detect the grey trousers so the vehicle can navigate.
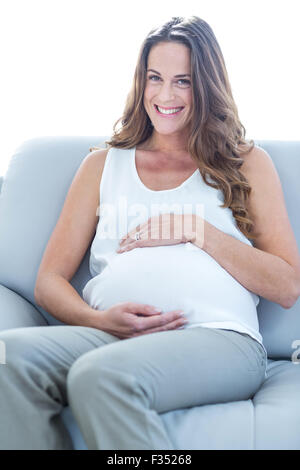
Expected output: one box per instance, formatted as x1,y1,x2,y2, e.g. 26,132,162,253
0,325,267,450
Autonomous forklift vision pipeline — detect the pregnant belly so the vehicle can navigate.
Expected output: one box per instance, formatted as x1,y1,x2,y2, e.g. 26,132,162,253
82,243,258,325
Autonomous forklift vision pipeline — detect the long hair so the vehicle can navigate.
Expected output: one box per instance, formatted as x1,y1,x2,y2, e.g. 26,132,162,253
91,16,257,241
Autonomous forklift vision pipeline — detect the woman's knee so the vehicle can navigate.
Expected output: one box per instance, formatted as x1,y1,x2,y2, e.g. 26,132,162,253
67,342,131,389
66,340,153,404
0,328,38,369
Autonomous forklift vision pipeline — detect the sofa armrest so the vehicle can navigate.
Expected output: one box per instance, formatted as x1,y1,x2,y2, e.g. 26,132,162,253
0,284,48,331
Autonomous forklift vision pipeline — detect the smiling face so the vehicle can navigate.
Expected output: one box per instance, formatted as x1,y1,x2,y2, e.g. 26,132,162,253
143,41,193,137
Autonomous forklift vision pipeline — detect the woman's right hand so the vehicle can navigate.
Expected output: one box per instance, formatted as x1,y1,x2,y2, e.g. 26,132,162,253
97,301,188,339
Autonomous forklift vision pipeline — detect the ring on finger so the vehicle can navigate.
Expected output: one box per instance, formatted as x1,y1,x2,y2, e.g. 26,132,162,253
135,231,141,241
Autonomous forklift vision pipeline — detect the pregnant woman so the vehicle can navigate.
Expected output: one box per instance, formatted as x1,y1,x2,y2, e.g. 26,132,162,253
1,16,300,450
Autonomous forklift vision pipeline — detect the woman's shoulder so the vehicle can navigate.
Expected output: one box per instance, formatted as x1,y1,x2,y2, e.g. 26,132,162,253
85,147,110,173
239,144,270,178
78,148,111,201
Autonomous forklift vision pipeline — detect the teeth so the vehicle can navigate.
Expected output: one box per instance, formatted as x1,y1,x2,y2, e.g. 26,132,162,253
157,105,183,115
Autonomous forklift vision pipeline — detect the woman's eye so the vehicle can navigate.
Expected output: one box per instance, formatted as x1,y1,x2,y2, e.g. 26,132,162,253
148,75,190,86
149,75,160,81
178,79,191,85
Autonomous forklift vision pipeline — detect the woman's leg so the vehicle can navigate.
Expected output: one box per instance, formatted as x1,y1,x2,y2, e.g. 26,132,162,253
0,325,120,450
67,327,267,450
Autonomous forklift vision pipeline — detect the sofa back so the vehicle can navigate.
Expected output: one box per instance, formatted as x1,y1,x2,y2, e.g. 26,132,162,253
0,137,107,326
0,137,299,359
254,140,300,360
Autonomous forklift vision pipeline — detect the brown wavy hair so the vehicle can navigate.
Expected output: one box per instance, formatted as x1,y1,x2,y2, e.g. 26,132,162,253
90,15,258,241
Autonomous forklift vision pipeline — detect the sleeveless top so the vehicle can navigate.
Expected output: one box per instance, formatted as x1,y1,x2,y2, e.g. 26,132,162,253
82,146,266,354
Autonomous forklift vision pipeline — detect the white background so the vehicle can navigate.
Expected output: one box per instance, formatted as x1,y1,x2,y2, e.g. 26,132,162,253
0,0,299,176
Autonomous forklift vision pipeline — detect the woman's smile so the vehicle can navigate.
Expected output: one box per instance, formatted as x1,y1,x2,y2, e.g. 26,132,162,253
154,104,185,117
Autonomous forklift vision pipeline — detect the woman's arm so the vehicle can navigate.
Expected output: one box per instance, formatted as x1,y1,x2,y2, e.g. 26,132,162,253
192,147,300,309
34,148,108,326
35,273,103,327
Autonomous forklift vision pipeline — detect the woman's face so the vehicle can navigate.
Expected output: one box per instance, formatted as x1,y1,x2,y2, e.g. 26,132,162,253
144,41,192,135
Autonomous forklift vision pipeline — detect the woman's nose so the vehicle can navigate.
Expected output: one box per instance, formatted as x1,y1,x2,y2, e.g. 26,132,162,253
157,82,175,101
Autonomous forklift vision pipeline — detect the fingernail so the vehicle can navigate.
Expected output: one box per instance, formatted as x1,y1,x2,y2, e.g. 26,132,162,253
153,307,162,312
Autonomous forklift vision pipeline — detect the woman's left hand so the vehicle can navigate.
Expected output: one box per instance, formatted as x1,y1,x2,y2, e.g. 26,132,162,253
116,213,200,253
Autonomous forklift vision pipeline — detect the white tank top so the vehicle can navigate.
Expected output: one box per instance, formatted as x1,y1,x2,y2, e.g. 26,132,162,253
83,146,265,352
